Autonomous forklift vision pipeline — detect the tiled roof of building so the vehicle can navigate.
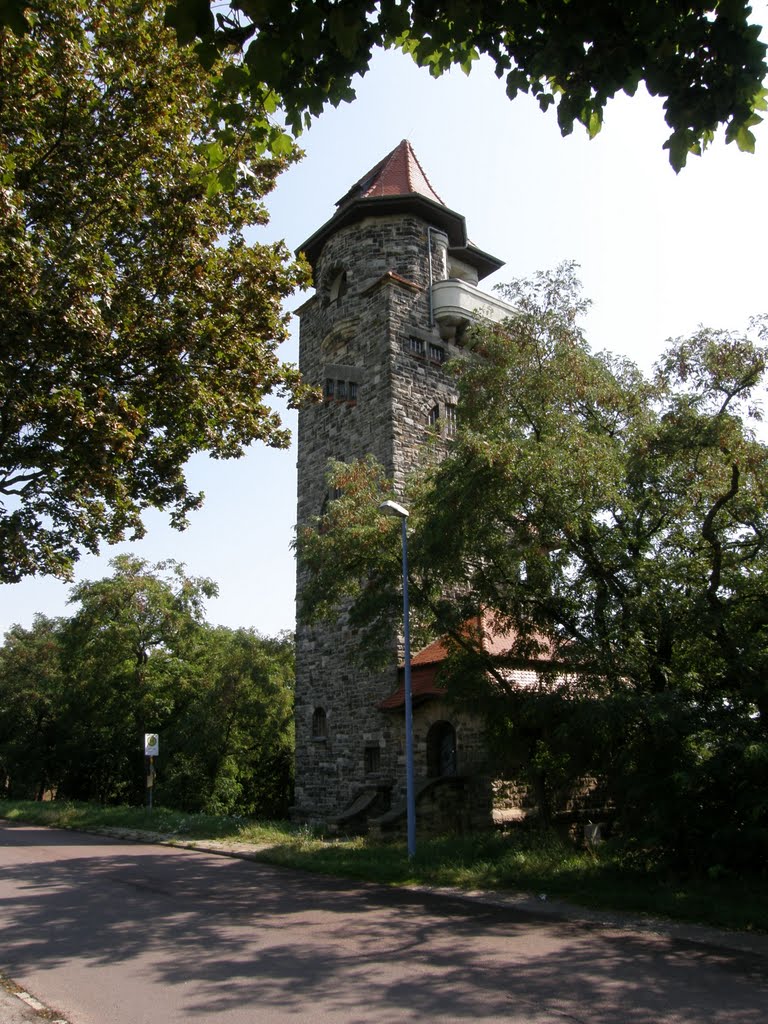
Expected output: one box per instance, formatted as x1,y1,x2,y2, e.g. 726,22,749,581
378,611,563,711
336,139,445,209
378,665,445,710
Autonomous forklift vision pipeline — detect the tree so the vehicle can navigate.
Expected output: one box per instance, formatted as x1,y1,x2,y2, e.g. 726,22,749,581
0,0,311,583
298,264,768,869
0,614,67,799
161,626,295,817
56,555,218,804
162,0,766,170
0,556,296,815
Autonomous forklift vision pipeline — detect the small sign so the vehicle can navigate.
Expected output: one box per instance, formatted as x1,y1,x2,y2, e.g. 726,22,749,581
144,733,159,756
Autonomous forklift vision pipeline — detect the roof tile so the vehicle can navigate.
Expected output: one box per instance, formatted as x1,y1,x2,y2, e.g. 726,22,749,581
336,139,445,209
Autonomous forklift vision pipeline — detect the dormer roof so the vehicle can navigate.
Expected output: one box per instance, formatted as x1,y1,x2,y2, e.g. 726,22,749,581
296,140,504,281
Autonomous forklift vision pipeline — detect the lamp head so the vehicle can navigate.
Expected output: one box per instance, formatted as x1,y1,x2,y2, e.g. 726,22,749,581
378,499,409,519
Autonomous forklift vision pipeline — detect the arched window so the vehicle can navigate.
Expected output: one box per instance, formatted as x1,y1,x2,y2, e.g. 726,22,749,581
311,707,327,739
426,721,457,777
329,269,348,302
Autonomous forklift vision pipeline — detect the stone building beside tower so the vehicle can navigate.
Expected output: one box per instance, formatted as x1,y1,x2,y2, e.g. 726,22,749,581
292,141,523,830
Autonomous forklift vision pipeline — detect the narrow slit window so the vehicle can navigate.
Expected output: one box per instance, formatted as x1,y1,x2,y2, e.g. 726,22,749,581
347,381,358,401
312,707,327,739
428,405,440,428
336,380,347,400
445,403,458,436
324,378,335,399
329,270,348,302
364,746,381,774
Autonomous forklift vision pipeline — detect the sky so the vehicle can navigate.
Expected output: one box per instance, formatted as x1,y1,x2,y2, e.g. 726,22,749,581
2,24,768,641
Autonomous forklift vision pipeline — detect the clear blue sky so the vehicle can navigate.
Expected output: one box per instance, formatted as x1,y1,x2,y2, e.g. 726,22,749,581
2,29,768,640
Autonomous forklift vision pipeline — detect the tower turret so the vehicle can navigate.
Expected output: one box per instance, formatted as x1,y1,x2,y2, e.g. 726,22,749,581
293,141,509,823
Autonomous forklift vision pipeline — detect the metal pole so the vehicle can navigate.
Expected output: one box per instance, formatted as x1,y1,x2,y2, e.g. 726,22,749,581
401,516,416,860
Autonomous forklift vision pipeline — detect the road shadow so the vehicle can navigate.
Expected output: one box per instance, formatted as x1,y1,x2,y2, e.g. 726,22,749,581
0,823,766,1023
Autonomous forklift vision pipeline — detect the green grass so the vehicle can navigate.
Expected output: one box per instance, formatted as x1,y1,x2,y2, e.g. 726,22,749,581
2,799,767,934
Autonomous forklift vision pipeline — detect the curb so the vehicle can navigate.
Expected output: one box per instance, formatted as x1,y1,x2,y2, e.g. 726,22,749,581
86,824,768,962
1,974,71,1024
5,819,768,963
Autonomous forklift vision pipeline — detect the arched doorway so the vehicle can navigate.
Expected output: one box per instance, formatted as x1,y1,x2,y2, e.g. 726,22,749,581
426,721,457,778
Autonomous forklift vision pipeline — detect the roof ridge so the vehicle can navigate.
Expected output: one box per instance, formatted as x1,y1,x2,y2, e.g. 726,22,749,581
403,139,445,205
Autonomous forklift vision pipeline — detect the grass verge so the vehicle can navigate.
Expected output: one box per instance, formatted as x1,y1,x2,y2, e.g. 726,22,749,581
2,799,766,934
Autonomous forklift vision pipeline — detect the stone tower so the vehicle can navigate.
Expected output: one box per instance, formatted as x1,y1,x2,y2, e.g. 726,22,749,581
293,141,512,824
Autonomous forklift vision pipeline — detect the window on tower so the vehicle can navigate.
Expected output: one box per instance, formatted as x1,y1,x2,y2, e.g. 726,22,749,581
408,336,425,357
323,372,359,404
329,269,348,302
364,746,381,774
312,707,327,740
428,342,446,363
428,405,440,428
445,403,458,436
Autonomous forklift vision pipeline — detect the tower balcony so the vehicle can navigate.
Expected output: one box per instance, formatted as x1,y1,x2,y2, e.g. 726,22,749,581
431,278,516,341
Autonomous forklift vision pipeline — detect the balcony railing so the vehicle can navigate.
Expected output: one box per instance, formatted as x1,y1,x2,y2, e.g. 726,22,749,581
431,278,516,340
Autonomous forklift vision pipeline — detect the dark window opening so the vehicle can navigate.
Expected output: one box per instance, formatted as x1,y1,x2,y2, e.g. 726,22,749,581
428,343,446,363
324,378,358,404
428,405,440,428
364,746,381,774
312,707,327,740
329,270,348,302
408,336,425,357
426,721,457,777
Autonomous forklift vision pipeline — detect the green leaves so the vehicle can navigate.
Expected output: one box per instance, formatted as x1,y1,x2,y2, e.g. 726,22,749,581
0,0,311,581
0,558,295,814
299,264,768,869
153,0,768,170
0,0,29,35
164,0,213,45
3,3,767,166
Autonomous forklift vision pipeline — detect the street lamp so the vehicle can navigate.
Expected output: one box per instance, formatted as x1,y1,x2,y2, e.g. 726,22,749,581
379,499,416,860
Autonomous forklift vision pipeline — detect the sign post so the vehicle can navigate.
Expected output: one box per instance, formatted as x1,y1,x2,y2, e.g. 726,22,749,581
144,733,159,811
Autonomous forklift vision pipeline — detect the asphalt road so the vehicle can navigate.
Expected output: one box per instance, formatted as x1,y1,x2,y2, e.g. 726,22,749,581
0,822,767,1024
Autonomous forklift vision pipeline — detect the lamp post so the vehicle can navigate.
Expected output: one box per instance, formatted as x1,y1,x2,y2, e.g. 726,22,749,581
379,499,416,860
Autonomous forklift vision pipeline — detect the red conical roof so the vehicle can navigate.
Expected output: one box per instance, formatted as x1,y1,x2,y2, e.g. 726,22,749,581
336,139,445,208
296,140,504,281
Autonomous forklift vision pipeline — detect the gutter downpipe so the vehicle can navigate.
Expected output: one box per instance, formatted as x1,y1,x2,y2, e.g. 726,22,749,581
427,226,435,327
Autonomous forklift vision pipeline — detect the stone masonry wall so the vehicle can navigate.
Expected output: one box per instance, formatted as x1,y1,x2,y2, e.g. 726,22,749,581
294,211,481,819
